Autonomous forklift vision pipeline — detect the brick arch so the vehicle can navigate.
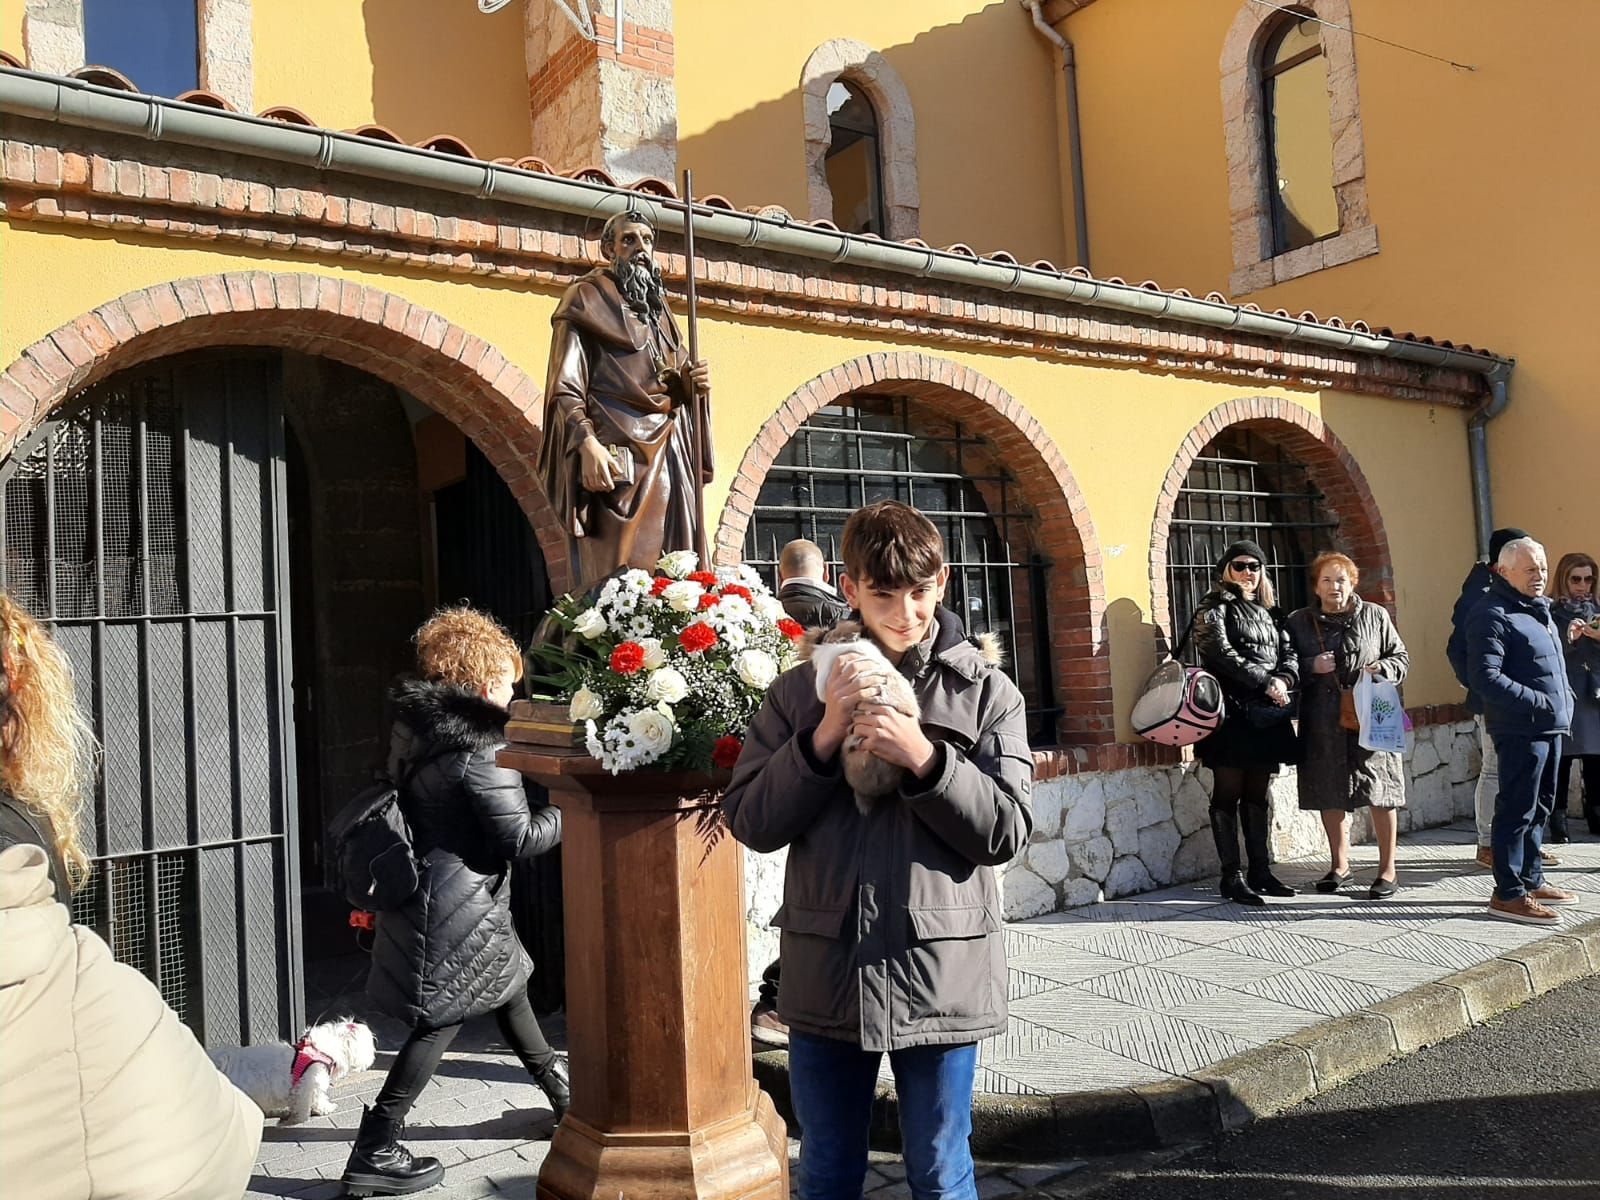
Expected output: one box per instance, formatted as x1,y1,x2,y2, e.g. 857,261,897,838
717,351,1110,746
0,270,573,594
1149,396,1393,645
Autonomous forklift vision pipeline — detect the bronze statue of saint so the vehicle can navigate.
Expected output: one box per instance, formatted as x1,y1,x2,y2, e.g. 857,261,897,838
538,210,714,590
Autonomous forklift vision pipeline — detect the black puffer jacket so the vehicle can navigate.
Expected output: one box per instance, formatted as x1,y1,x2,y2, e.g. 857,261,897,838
366,679,562,1029
1192,582,1300,769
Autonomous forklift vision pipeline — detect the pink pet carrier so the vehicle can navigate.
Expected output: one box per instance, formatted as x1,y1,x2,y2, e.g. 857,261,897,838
1130,612,1224,747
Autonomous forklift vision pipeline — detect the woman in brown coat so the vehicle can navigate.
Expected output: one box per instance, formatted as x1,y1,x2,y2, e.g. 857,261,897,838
1287,553,1409,899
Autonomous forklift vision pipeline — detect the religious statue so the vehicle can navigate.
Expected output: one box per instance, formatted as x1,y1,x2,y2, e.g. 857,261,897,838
538,209,714,590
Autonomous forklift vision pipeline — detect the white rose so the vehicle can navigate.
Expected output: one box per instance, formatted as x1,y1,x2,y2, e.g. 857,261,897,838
645,667,689,704
573,607,607,639
734,649,778,689
638,637,667,669
662,580,704,613
657,550,699,579
754,593,785,621
626,707,675,758
568,686,605,721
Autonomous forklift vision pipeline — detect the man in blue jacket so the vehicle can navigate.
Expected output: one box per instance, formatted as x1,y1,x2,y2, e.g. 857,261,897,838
1466,537,1578,925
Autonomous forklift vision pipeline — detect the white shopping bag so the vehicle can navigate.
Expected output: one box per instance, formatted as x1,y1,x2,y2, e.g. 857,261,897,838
1355,671,1406,753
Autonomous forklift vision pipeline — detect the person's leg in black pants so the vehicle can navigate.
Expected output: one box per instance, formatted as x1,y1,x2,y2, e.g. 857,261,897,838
1209,767,1262,905
344,1023,457,1193
371,1021,464,1122
495,991,569,1119
1239,767,1295,896
1551,755,1576,842
1583,755,1600,835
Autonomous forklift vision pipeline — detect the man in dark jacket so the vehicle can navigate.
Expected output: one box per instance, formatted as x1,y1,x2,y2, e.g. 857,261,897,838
1466,537,1578,926
726,501,1032,1200
750,538,852,1049
1446,526,1539,868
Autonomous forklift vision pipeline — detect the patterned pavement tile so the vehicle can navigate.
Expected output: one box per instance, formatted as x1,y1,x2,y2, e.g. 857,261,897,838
1084,1013,1256,1076
1005,926,1062,959
1367,929,1505,971
1009,984,1149,1036
1009,962,1068,1001
1078,924,1202,966
1143,915,1257,946
1078,964,1225,1011
1062,899,1196,925
1006,942,1133,985
1222,927,1350,968
1240,966,1390,1015
1013,913,1122,944
1280,914,1413,947
977,1013,1079,1066
1427,914,1567,949
988,1036,1174,1093
1312,947,1454,990
1164,990,1325,1044
1153,945,1295,989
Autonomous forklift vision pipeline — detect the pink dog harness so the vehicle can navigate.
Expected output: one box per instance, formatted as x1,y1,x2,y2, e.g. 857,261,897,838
290,1037,337,1087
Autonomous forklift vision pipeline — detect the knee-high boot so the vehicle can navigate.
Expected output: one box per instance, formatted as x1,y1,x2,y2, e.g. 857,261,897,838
1242,801,1295,897
1210,805,1263,906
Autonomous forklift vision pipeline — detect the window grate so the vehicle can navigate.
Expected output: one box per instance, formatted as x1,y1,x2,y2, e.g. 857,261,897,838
71,852,196,1026
743,396,1058,744
1167,430,1337,653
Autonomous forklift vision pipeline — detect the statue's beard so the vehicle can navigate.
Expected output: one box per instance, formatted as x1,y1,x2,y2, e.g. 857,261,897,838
612,253,665,320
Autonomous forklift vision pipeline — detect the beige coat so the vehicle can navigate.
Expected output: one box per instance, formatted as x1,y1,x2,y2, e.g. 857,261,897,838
0,844,263,1199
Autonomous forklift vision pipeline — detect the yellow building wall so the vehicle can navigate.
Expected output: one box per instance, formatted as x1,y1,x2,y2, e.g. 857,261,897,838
1063,0,1597,567
674,0,1069,266
0,0,22,64
0,219,1474,727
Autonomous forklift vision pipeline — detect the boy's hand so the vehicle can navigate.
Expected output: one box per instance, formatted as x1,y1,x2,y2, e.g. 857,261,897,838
813,657,890,761
851,703,938,779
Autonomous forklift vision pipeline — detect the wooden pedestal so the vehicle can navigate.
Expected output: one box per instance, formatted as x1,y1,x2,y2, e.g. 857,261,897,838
498,739,789,1200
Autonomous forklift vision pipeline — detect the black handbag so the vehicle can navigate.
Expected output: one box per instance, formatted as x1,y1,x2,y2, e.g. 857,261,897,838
1244,693,1298,728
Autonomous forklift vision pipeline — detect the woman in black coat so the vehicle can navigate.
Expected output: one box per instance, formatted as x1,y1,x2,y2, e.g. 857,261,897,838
1192,540,1300,906
344,608,564,1198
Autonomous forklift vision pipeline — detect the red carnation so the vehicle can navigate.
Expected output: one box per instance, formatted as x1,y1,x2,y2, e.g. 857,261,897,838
777,618,805,642
609,642,646,674
712,735,743,769
687,570,718,587
650,576,674,596
679,622,718,654
719,584,753,603
698,592,720,611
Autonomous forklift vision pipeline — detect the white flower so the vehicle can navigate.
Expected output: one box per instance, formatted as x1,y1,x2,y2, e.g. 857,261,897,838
754,593,786,621
661,580,704,612
734,649,778,689
645,667,689,704
619,568,652,592
638,637,667,669
626,707,675,758
657,550,699,579
573,607,607,639
568,686,605,721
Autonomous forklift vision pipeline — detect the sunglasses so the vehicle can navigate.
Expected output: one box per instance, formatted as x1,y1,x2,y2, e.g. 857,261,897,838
1229,560,1263,573
1571,573,1595,583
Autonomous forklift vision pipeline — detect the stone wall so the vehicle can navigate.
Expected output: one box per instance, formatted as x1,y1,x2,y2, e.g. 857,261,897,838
1003,718,1482,918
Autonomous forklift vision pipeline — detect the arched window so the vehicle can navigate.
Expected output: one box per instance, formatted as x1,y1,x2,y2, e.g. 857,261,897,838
825,80,885,236
1166,429,1338,638
1261,12,1338,254
83,0,199,97
742,395,1057,743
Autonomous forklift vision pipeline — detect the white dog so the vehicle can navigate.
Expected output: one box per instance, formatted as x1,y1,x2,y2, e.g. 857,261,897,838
207,1018,377,1124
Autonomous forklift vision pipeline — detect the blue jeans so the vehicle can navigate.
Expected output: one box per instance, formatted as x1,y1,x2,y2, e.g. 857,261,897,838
1491,733,1560,900
788,1032,978,1200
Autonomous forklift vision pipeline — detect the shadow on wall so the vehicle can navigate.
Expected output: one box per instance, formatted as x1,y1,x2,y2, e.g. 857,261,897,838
1104,595,1161,742
361,0,532,160
675,2,1067,266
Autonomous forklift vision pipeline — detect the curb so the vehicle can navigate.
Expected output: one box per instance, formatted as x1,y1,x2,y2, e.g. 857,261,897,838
752,914,1600,1156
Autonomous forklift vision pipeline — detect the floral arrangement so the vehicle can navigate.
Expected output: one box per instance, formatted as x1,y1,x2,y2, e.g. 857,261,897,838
528,551,806,774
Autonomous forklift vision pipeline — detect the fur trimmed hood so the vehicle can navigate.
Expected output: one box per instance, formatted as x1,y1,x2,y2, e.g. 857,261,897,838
388,677,509,752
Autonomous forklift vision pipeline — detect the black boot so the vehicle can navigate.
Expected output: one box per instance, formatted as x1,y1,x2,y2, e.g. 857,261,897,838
1241,802,1296,897
1548,806,1571,844
1221,869,1265,907
1586,802,1600,838
341,1106,444,1197
530,1055,571,1123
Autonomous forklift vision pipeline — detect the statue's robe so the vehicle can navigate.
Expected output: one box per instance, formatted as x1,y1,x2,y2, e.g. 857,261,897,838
538,269,714,588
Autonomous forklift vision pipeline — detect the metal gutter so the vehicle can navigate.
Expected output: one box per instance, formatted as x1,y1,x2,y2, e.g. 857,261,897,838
0,67,1514,384
1467,363,1513,557
1022,0,1092,273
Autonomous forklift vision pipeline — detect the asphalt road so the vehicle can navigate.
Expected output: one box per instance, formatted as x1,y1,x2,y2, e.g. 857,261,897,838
1038,973,1600,1199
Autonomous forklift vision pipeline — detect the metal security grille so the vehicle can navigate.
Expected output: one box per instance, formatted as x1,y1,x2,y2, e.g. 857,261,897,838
1,353,302,1046
742,396,1058,744
1166,429,1338,646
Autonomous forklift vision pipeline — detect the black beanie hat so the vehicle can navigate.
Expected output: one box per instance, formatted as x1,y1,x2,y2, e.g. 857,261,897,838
1216,539,1269,576
1488,527,1530,564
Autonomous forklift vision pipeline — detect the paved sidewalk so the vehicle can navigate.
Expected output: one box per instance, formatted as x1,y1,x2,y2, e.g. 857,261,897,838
246,820,1597,1198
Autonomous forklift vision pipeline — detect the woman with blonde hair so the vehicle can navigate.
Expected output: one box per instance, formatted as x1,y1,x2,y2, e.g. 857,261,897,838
1287,552,1409,898
0,592,96,902
1550,552,1600,839
343,605,564,1197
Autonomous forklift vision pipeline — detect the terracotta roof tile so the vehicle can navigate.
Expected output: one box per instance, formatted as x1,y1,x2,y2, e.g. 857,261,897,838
72,65,136,91
259,105,315,125
175,89,235,112
627,176,676,197
344,123,403,143
416,134,477,158
0,51,22,70
565,164,617,186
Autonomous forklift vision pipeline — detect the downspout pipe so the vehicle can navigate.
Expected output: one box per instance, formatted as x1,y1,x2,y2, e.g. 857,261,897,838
1022,0,1091,273
0,67,1511,382
1468,362,1513,559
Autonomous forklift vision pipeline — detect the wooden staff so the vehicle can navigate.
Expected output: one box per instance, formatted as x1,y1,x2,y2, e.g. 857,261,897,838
681,168,710,564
